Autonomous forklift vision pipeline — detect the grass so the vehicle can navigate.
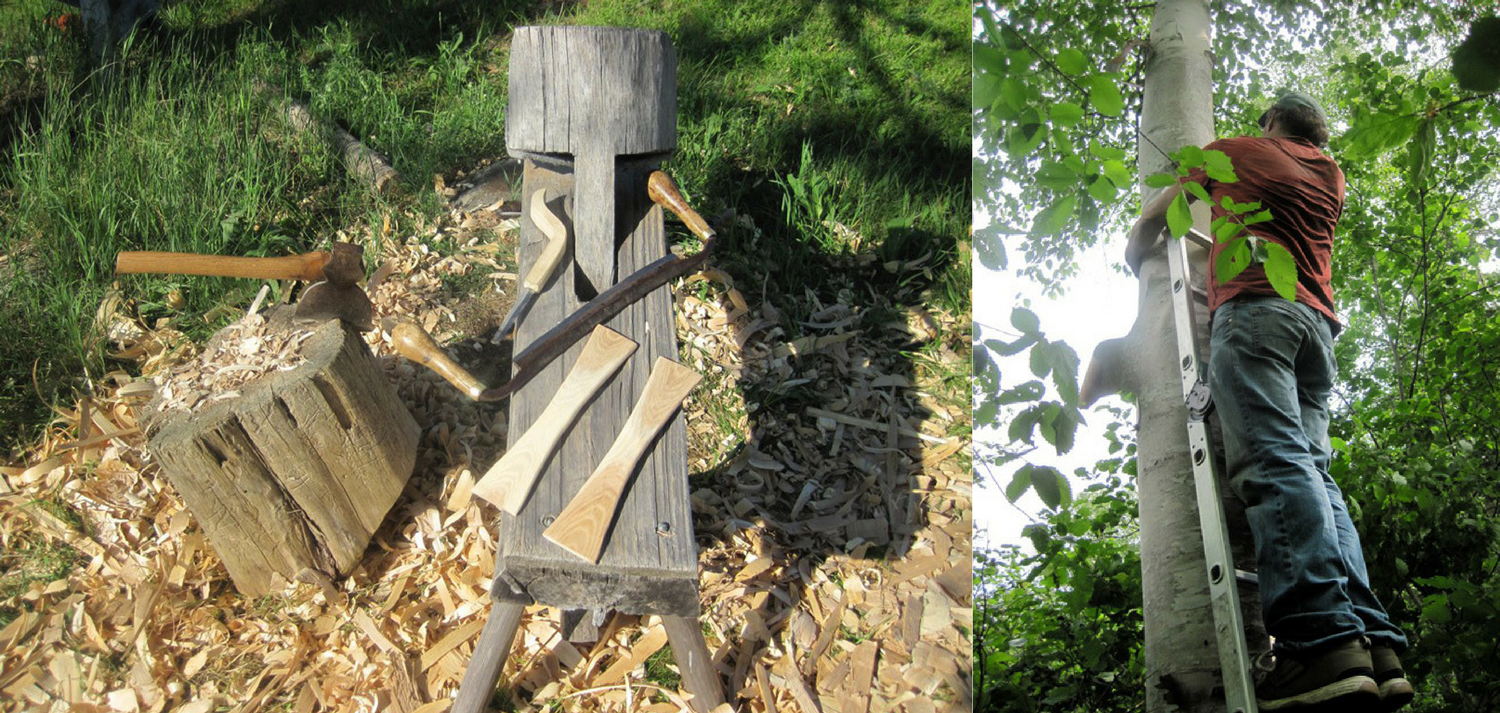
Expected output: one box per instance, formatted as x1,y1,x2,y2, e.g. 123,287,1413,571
0,0,968,458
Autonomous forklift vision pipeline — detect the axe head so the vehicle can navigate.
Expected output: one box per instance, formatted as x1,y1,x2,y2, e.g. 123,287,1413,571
294,242,375,331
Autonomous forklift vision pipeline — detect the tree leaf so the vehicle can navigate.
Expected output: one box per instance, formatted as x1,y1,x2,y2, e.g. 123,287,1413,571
998,380,1047,405
1050,101,1085,127
1088,74,1124,116
1087,174,1116,202
1203,149,1238,183
1048,342,1081,405
1006,464,1034,503
1055,48,1088,75
1263,240,1298,300
1031,465,1070,510
1409,117,1437,188
1000,77,1029,112
1183,180,1211,205
1011,307,1042,335
1216,236,1252,283
1031,194,1077,235
1144,172,1177,189
1102,159,1132,188
974,73,1002,110
1344,113,1420,158
1166,191,1193,238
1030,340,1053,379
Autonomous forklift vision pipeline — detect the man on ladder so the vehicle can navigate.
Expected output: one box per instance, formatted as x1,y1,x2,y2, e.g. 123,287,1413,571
1124,92,1414,711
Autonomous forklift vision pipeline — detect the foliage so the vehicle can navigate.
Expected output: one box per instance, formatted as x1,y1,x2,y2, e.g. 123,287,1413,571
975,472,1142,713
976,0,1500,709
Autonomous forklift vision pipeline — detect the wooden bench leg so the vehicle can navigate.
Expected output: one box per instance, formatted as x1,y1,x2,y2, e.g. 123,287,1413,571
662,615,727,712
452,601,526,713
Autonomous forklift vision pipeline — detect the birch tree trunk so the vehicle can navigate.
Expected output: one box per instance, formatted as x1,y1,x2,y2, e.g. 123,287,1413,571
1136,2,1225,710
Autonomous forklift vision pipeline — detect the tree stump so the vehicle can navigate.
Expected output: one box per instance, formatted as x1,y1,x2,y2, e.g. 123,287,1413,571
142,307,418,597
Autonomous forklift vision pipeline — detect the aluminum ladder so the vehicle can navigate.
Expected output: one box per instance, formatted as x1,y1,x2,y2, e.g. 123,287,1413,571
1164,226,1259,713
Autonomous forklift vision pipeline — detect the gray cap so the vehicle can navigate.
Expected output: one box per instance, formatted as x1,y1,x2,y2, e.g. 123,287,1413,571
1261,91,1327,125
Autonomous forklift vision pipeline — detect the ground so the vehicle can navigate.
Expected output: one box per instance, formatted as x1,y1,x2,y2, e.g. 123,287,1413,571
0,179,972,711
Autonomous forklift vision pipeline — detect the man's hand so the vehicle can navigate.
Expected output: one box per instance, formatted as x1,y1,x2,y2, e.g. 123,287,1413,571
1125,217,1163,276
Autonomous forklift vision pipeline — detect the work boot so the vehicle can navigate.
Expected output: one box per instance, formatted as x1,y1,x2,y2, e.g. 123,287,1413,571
1371,644,1414,711
1255,637,1380,711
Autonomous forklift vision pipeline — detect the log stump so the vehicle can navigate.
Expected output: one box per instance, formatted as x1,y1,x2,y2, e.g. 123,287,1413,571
142,306,418,597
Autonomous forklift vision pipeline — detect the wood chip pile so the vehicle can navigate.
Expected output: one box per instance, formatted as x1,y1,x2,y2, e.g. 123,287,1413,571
0,196,972,712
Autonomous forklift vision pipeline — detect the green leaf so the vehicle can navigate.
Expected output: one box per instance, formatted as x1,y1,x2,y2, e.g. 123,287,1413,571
1203,149,1237,183
1009,405,1044,443
1165,191,1193,238
1216,236,1252,283
993,332,1040,356
1183,180,1211,205
1006,465,1033,503
1243,209,1274,225
1088,74,1124,116
1031,466,1070,510
1409,117,1437,188
1011,307,1041,335
1000,77,1029,112
1031,194,1077,235
1037,160,1079,190
973,74,1002,110
1030,341,1053,379
1344,113,1420,158
1050,101,1085,127
1263,240,1298,300
1087,174,1116,202
1055,48,1088,75
1175,144,1205,170
1102,159,1131,188
1214,218,1244,242
973,42,1005,76
1144,173,1177,189
997,380,1046,405
1048,342,1081,405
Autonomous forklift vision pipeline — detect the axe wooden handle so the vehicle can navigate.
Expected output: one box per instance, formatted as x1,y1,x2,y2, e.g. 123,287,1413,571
543,357,700,563
472,325,638,514
388,319,486,400
115,251,332,281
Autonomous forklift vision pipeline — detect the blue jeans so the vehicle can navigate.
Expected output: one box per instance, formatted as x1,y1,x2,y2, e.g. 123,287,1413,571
1209,296,1407,654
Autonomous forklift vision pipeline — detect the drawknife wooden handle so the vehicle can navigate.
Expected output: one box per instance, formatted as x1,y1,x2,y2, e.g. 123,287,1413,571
471,325,638,514
543,357,700,563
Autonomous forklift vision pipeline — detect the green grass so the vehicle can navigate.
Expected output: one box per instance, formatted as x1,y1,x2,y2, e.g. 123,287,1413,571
0,0,968,456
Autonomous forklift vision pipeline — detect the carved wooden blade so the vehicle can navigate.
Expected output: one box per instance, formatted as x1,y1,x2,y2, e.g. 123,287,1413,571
472,325,638,514
543,357,700,563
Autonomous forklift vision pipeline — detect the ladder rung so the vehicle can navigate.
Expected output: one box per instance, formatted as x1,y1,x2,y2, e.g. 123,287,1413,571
1185,228,1213,250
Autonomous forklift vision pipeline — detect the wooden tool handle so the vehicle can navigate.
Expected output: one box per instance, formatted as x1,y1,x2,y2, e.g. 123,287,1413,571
524,188,570,293
115,251,331,281
543,357,701,563
388,319,486,400
647,171,715,242
472,325,638,514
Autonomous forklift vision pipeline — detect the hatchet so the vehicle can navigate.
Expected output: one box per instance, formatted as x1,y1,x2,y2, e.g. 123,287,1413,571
115,242,373,331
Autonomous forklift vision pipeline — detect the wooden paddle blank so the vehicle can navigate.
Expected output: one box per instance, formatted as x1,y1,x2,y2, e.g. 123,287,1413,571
472,325,638,513
543,357,700,563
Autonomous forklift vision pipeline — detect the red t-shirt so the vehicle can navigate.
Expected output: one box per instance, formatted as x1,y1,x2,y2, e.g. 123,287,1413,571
1189,136,1344,333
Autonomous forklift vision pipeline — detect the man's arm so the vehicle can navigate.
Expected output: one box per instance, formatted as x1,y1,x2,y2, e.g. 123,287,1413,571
1124,183,1186,275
